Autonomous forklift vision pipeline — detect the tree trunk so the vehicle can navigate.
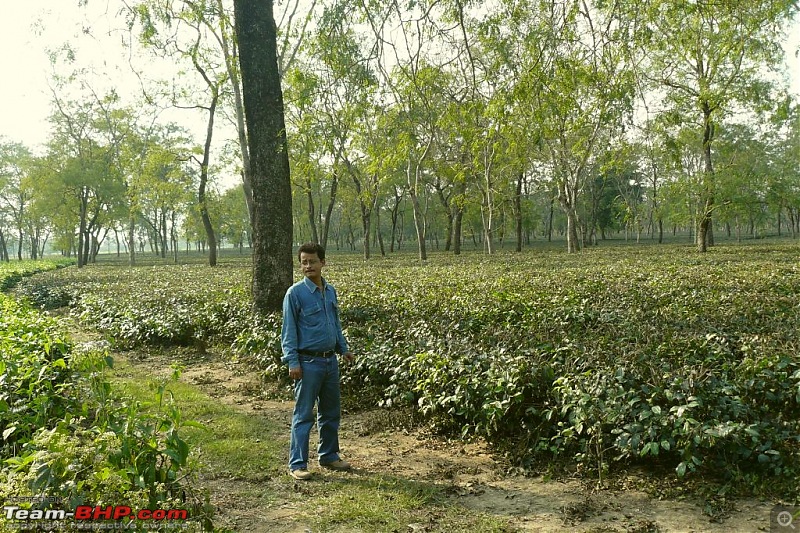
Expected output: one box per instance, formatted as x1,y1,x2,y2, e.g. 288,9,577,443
453,208,464,255
697,103,715,253
128,216,136,266
407,159,427,261
434,180,454,252
321,170,338,249
77,189,88,267
160,210,168,259
198,92,219,267
216,0,255,225
376,208,386,256
515,171,524,252
306,179,319,243
350,172,372,260
389,186,403,253
0,229,7,261
234,0,293,314
17,204,24,260
172,211,179,263
559,182,580,253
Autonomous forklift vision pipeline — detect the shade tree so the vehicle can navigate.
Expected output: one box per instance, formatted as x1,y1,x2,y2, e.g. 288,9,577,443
619,0,798,251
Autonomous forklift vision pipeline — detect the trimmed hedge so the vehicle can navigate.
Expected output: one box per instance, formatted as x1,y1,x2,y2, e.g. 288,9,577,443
17,245,800,491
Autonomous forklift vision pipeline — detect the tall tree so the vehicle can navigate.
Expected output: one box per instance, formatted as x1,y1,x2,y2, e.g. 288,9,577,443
0,140,33,260
233,0,293,313
623,0,798,251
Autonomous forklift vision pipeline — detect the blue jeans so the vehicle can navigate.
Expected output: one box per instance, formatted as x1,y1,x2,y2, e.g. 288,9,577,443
289,356,341,470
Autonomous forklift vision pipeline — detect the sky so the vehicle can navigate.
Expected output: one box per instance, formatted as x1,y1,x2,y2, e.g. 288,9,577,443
0,0,205,153
2,2,800,154
0,0,119,152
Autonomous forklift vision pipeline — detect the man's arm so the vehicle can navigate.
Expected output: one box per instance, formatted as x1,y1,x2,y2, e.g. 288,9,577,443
332,288,353,363
280,288,302,378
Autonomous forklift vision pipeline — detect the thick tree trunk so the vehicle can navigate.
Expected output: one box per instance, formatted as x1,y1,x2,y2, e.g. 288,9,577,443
172,211,179,263
389,186,403,253
160,211,168,259
407,160,427,261
434,180,454,252
566,209,580,253
234,0,293,313
376,208,386,256
453,208,464,255
559,182,580,253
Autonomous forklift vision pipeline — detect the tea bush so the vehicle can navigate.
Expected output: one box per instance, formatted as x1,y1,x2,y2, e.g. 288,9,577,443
20,244,800,492
1,262,208,529
2,348,209,528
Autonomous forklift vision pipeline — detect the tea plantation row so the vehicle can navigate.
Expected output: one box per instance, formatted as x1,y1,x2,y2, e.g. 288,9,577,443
15,244,800,495
1,260,209,529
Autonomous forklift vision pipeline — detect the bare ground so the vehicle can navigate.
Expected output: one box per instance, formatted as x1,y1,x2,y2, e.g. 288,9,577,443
118,348,779,533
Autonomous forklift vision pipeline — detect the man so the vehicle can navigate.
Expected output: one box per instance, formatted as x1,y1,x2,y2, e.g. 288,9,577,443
281,242,354,481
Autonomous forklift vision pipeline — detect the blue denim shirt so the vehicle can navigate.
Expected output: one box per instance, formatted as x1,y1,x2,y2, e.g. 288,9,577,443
281,276,349,370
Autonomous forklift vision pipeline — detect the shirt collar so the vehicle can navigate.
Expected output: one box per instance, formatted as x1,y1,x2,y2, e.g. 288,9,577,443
302,276,327,293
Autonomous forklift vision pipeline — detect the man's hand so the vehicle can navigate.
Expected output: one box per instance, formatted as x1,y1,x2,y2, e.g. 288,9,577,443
343,351,354,364
289,366,302,380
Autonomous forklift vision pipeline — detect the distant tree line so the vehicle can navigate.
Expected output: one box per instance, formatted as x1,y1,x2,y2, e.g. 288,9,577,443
1,0,798,265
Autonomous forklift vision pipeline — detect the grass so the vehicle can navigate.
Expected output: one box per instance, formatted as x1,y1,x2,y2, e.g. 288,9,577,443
305,476,510,532
108,351,512,532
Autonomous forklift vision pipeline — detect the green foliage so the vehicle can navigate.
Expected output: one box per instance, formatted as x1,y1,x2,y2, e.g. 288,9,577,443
0,259,74,291
18,265,250,347
1,344,208,527
0,295,72,454
0,260,76,453
0,260,207,528
24,244,800,493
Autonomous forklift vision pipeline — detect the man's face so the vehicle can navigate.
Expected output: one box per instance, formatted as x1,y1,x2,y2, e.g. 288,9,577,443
299,252,325,279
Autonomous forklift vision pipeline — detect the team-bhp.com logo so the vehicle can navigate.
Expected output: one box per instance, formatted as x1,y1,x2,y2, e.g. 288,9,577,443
6,505,187,521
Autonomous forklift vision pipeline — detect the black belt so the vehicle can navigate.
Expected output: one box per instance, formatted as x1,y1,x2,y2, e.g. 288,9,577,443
298,349,336,357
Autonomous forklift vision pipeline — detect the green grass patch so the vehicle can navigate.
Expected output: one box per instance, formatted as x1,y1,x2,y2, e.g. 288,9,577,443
304,475,511,532
108,353,514,532
110,357,284,483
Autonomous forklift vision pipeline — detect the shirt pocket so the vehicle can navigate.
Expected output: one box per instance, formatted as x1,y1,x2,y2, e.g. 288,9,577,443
300,302,325,327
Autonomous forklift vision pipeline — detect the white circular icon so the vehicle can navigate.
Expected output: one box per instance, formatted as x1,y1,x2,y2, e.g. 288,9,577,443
778,510,795,528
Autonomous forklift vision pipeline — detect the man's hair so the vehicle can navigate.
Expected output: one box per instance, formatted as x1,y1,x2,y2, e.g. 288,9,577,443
297,242,325,262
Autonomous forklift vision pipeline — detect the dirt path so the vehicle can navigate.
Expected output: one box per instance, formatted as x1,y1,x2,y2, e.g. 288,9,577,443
122,349,779,533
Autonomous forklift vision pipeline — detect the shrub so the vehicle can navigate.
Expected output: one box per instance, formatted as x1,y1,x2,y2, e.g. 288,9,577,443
22,245,800,492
